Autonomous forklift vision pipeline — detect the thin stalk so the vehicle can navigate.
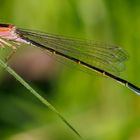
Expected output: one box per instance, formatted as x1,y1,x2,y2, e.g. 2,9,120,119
0,58,83,140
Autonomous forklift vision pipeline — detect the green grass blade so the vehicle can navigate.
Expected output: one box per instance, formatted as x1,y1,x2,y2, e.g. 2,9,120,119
0,58,83,139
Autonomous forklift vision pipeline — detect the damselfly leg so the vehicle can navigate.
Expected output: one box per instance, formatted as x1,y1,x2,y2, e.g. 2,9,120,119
0,38,18,62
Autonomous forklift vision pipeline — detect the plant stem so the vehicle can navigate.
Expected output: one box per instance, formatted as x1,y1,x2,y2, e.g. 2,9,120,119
0,58,83,139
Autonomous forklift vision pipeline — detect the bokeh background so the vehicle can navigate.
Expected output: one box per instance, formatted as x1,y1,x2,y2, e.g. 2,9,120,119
0,0,140,140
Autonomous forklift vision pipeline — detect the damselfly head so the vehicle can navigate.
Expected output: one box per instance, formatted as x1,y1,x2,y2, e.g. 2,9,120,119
0,24,14,31
0,24,17,40
0,23,11,27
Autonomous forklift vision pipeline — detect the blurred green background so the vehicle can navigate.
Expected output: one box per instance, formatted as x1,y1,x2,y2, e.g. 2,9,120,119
0,0,140,140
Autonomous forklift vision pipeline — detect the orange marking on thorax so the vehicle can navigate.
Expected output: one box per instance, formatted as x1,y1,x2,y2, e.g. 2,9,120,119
0,27,11,32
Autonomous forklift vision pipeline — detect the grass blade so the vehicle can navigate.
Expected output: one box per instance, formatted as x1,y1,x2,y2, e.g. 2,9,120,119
0,58,83,139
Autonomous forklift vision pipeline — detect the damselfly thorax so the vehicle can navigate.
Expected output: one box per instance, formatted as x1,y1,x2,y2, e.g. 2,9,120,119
0,24,29,50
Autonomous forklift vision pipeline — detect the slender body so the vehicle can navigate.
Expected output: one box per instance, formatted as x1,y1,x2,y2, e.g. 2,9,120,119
0,23,139,95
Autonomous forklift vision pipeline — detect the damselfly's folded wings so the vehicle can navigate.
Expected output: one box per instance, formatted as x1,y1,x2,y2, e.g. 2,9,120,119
16,28,128,76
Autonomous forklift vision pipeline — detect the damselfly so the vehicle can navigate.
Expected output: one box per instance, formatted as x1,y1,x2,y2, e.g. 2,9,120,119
0,23,139,95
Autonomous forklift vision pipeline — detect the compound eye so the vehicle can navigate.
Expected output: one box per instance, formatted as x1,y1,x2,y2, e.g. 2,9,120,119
0,24,10,27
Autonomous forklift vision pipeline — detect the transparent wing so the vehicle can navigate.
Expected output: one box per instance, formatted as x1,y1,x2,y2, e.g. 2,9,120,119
16,28,128,75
